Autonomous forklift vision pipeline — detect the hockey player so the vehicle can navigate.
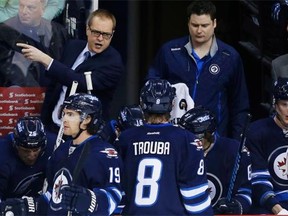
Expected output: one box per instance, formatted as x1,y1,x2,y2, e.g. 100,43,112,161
97,104,146,214
116,79,213,215
179,106,252,214
0,93,123,215
0,116,54,201
245,77,288,215
97,104,145,144
116,104,145,132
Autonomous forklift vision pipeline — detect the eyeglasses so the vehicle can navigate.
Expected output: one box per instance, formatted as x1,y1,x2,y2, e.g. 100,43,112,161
89,27,113,40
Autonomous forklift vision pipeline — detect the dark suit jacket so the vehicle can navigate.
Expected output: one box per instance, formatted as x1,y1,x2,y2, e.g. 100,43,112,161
41,39,124,127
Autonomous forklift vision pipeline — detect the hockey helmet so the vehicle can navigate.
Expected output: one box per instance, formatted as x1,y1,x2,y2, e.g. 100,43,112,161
61,93,102,133
179,106,217,137
140,79,176,114
13,116,47,150
117,105,145,131
273,77,288,101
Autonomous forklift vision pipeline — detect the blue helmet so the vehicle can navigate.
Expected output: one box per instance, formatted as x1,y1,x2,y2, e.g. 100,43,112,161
273,77,288,101
117,105,145,130
61,93,102,134
140,79,176,114
13,116,47,150
179,106,217,137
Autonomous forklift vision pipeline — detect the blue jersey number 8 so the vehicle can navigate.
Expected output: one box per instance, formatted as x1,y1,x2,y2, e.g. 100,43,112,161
135,158,162,206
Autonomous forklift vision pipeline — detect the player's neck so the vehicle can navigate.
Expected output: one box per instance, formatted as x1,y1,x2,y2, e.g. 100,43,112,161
73,131,92,145
202,139,214,157
146,115,169,124
274,115,288,130
192,38,212,59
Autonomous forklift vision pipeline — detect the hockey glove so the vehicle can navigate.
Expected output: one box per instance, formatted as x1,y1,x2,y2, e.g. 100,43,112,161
214,198,243,215
0,196,37,216
60,184,97,214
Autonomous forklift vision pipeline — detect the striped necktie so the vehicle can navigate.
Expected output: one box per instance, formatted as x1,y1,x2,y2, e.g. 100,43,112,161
84,51,91,61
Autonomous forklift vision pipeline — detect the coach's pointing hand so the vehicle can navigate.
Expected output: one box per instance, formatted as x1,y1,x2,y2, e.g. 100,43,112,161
16,43,52,68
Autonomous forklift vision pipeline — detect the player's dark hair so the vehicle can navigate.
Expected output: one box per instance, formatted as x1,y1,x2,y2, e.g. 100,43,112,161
187,0,216,20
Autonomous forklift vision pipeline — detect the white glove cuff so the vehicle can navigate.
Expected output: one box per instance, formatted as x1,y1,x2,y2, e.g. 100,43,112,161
278,208,288,215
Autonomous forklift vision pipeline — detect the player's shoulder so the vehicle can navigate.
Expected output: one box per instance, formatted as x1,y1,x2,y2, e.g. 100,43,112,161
44,129,57,152
0,134,14,152
170,126,203,149
171,123,196,133
168,124,196,137
119,123,195,145
89,135,114,148
216,136,240,154
0,134,18,165
248,117,274,132
250,117,272,125
217,136,239,146
89,136,120,160
50,138,71,161
246,117,278,146
144,123,192,136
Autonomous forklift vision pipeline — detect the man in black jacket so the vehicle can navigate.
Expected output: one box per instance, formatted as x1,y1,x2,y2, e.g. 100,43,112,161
17,9,124,131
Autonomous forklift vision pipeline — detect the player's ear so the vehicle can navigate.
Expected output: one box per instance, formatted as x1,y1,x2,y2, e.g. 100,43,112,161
213,18,217,28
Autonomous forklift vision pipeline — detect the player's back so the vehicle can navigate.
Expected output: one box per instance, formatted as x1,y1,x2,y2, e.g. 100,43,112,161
117,123,213,215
